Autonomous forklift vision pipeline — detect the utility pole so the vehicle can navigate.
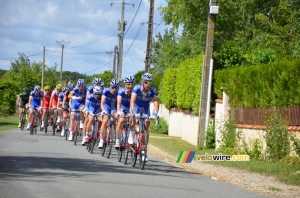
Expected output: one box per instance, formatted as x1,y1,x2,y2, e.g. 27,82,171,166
145,0,155,72
113,45,118,79
106,50,114,72
41,46,45,88
56,40,70,83
198,0,219,147
112,0,134,80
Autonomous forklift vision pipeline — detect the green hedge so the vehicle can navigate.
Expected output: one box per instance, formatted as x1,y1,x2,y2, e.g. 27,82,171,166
159,54,203,112
214,59,300,107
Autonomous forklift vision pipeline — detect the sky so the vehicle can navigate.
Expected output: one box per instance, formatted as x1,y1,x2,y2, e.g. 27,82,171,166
0,0,167,79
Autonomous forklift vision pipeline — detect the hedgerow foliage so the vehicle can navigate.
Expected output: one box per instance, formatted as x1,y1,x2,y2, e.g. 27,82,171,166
159,54,203,112
214,59,300,108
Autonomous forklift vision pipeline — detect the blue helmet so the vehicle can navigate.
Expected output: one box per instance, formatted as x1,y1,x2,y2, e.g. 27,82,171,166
110,79,120,87
124,76,135,83
142,73,153,81
77,79,85,85
62,87,69,92
93,86,103,94
68,83,75,90
34,85,41,92
93,77,102,84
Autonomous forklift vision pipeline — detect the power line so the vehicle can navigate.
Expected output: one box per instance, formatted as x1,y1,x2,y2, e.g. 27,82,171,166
124,0,142,35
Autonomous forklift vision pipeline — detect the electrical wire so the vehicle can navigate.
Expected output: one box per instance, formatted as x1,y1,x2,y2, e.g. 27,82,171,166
124,0,142,35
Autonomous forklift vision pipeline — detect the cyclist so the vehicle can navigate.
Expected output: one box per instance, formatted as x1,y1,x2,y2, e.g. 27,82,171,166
67,79,87,141
26,85,44,130
115,76,135,148
49,84,63,125
81,85,104,145
55,86,67,132
60,87,72,137
41,85,52,129
129,73,159,161
98,79,120,148
82,78,103,142
16,87,30,127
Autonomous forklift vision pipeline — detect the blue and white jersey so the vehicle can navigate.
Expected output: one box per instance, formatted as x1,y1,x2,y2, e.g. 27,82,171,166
102,88,118,110
72,86,87,105
117,87,131,109
86,94,101,112
58,92,64,103
30,91,44,107
132,84,158,107
87,84,94,95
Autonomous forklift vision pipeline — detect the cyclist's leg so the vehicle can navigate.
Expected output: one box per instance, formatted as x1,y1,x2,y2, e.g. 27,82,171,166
18,106,22,127
82,112,93,145
68,111,76,140
26,107,34,130
98,115,109,148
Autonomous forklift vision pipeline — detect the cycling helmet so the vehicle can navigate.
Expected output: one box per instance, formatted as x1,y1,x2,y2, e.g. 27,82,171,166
62,87,68,92
142,72,153,81
124,76,135,83
93,86,103,94
23,87,30,92
34,85,41,92
77,79,85,85
44,85,51,91
93,77,102,84
68,83,75,90
110,79,120,87
56,84,63,90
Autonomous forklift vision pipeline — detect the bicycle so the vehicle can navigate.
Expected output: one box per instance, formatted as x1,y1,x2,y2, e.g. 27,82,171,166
117,115,130,163
52,109,58,135
100,114,116,159
87,114,100,154
126,114,159,170
19,106,28,131
43,108,51,133
64,111,70,140
72,110,82,145
29,108,40,135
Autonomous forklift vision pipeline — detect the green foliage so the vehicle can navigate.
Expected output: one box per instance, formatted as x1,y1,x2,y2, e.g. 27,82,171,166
98,70,113,87
0,80,18,116
244,138,263,160
205,124,215,149
264,111,290,162
220,120,242,149
159,54,202,112
214,59,300,107
159,68,177,108
149,118,168,135
290,135,300,156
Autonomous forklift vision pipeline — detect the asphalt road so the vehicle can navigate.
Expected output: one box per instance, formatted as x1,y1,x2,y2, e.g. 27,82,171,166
0,127,267,198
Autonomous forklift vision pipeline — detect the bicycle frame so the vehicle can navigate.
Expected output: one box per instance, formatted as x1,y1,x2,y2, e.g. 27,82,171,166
29,108,39,135
88,114,100,154
73,110,81,145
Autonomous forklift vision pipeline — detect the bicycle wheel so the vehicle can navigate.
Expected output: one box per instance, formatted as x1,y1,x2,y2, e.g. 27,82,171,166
74,121,79,145
131,144,137,167
20,111,26,131
140,131,148,170
44,110,49,133
101,131,108,157
106,125,115,159
52,111,57,135
124,146,130,165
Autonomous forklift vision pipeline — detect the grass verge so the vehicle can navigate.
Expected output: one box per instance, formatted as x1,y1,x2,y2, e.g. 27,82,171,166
149,133,300,186
0,115,19,132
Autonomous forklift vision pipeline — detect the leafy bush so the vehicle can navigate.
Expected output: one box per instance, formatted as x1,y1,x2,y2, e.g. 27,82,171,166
205,124,215,149
149,117,168,135
265,111,290,162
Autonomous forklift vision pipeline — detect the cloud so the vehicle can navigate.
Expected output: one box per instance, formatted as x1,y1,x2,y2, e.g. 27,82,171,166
0,0,167,79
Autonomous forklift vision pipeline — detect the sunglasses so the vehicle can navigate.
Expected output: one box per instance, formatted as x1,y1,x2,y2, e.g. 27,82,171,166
94,93,101,96
143,81,151,85
44,89,50,91
126,83,133,86
111,87,118,89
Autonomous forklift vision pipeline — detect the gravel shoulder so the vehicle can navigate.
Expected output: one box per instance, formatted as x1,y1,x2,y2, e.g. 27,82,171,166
148,144,300,198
